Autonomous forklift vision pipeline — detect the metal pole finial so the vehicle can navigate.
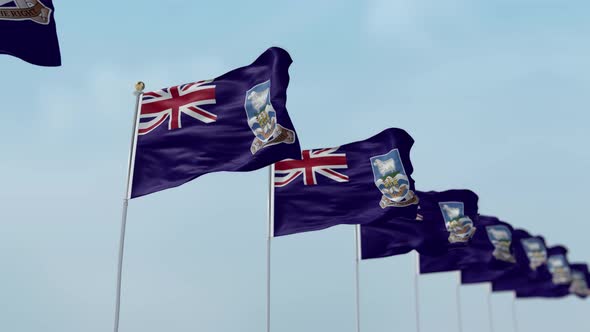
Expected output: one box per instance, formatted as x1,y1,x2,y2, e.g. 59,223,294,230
135,81,145,92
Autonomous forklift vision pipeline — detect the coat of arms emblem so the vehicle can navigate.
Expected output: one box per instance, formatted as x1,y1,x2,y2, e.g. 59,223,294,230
0,0,51,25
547,255,572,285
438,202,476,243
244,80,296,154
485,225,516,263
569,271,589,296
370,149,418,209
520,238,547,271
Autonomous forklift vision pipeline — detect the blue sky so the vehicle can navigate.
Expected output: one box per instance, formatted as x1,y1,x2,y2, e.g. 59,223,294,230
1,1,589,331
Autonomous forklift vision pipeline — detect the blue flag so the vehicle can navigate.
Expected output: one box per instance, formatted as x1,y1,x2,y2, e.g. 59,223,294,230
569,263,590,299
417,190,484,274
516,246,571,298
0,0,61,66
131,47,301,198
273,128,419,237
461,216,519,284
492,230,550,292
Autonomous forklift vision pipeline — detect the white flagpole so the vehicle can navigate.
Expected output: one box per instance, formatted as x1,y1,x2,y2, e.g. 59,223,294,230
113,82,144,332
413,252,421,332
266,164,275,332
355,225,361,332
487,284,495,332
511,293,519,332
455,273,463,332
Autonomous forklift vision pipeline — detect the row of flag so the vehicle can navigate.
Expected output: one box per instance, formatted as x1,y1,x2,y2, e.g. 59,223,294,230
127,47,588,300
3,2,585,330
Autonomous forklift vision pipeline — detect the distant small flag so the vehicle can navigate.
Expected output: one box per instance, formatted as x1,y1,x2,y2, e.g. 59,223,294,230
569,263,590,299
0,0,61,66
273,128,419,237
461,216,519,284
417,190,483,274
492,231,550,292
131,47,301,198
516,246,571,298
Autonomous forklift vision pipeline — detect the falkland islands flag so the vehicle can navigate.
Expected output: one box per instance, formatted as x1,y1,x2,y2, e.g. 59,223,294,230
131,47,301,198
515,246,572,298
0,0,61,66
417,189,483,274
460,216,519,284
492,231,551,292
273,128,419,237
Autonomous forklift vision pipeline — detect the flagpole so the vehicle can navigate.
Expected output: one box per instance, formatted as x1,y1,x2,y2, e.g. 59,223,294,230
354,225,361,332
266,164,275,332
455,273,463,332
113,82,144,332
413,252,421,332
511,293,519,332
487,284,495,332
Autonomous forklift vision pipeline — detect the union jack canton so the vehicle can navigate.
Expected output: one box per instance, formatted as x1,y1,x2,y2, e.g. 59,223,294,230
139,80,217,135
274,148,349,187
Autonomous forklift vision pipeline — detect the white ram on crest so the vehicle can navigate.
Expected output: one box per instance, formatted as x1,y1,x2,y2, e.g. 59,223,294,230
489,228,510,240
247,88,270,111
373,158,396,176
441,204,461,220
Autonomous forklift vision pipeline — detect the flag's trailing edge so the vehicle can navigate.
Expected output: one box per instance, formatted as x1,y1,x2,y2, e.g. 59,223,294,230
273,128,418,237
417,190,484,274
360,216,431,260
0,0,61,66
515,245,572,298
360,208,452,260
460,216,519,284
131,47,301,198
569,263,590,299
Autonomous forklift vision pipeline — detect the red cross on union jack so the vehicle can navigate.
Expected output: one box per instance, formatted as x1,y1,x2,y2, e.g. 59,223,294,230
138,80,216,135
274,147,349,187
